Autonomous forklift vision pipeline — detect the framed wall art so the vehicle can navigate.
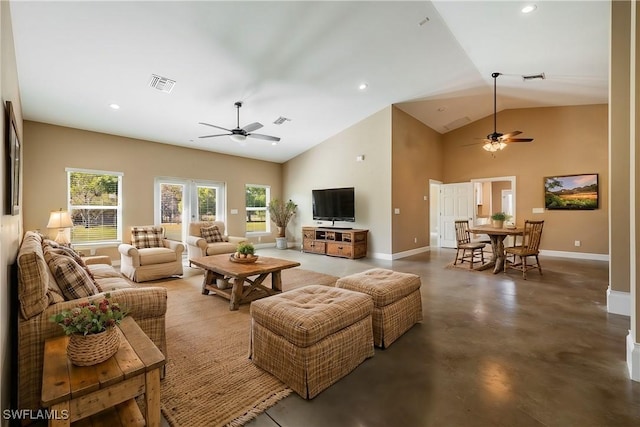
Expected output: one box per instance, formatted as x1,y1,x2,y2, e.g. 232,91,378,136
544,173,598,210
6,101,20,215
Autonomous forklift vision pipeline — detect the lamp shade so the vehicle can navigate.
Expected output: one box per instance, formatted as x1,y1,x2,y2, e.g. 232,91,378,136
47,210,73,229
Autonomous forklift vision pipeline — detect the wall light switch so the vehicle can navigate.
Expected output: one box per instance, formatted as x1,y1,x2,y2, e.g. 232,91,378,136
230,209,238,214
532,207,545,214
394,208,400,214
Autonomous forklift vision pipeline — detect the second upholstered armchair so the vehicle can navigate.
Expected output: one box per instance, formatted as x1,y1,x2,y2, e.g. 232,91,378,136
119,226,184,282
185,221,245,264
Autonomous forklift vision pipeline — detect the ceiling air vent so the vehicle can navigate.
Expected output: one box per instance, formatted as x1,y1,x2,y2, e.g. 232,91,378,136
522,73,546,81
148,74,176,93
273,116,291,125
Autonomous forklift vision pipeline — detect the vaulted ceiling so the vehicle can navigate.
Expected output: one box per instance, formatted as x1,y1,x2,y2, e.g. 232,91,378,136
10,1,609,163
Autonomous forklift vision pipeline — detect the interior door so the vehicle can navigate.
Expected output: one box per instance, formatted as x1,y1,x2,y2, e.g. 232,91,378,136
439,182,474,248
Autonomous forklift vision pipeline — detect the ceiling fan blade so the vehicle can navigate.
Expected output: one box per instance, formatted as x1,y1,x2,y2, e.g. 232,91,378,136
504,138,534,143
199,122,232,132
242,122,263,133
198,133,231,139
247,133,281,142
500,131,522,139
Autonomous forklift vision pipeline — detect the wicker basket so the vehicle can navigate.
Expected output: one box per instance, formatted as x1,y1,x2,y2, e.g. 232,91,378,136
67,327,120,366
229,254,259,264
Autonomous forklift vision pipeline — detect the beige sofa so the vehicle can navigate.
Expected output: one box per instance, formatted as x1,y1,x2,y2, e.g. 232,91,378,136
16,231,168,415
119,226,185,282
186,221,245,262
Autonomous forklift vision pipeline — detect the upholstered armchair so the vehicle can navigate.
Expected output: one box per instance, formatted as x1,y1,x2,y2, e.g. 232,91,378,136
186,221,245,263
119,226,185,282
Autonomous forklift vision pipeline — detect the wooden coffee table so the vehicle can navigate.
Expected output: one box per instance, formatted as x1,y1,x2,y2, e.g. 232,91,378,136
41,317,165,427
191,254,301,310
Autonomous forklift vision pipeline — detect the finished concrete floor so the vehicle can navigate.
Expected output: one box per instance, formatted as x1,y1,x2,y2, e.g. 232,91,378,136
238,247,640,427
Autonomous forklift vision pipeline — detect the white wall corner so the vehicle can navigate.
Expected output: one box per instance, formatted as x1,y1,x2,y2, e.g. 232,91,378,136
627,331,640,382
607,286,631,316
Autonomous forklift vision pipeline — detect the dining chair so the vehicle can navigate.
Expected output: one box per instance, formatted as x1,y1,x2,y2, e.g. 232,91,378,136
454,220,486,269
504,220,544,279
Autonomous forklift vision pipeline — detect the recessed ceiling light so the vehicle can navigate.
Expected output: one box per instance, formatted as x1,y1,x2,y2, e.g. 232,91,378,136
358,83,368,91
271,142,278,146
109,103,120,110
521,4,537,13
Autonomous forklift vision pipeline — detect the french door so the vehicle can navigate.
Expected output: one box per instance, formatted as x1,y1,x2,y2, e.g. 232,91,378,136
155,178,225,242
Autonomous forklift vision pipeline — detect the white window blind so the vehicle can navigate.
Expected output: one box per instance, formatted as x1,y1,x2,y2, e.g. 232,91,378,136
67,169,122,243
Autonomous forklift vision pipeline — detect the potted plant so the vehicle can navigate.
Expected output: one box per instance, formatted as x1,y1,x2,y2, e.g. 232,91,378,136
49,294,127,365
267,199,297,249
490,212,510,229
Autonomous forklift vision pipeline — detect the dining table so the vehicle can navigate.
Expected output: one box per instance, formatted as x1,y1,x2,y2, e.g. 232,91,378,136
468,224,524,273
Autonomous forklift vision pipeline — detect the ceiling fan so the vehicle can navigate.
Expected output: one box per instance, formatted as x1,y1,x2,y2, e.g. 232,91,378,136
479,72,534,152
199,101,280,143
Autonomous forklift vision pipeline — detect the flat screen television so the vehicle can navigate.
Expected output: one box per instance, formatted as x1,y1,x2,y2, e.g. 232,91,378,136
312,187,355,223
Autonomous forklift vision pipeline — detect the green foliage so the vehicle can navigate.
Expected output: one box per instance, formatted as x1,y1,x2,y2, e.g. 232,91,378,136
491,212,510,221
49,294,127,336
237,241,255,255
246,186,266,208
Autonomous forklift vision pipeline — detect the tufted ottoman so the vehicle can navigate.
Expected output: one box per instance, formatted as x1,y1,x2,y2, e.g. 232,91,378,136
336,268,422,348
250,284,374,399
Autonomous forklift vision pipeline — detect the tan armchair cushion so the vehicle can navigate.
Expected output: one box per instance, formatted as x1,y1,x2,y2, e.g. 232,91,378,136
138,247,178,266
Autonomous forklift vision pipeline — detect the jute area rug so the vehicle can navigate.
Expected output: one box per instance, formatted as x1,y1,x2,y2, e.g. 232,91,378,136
151,267,339,427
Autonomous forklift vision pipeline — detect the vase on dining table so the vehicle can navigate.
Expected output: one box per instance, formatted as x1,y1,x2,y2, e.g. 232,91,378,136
492,220,504,229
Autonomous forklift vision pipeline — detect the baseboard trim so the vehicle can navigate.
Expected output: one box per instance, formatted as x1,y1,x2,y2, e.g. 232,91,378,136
606,287,630,316
372,246,430,260
539,249,609,261
627,332,640,381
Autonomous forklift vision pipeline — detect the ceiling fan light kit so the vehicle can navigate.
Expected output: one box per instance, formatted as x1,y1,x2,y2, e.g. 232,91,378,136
479,72,534,153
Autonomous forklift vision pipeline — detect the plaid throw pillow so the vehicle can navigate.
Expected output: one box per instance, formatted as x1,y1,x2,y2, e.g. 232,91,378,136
131,226,164,249
46,252,98,300
201,225,224,243
43,244,102,292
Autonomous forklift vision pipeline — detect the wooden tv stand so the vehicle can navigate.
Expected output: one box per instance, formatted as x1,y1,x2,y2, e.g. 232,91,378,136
302,227,368,259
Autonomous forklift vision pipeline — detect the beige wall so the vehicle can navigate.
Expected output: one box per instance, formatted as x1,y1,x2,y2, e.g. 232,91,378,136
283,107,392,256
443,104,608,255
391,106,443,253
23,121,283,246
1,1,24,422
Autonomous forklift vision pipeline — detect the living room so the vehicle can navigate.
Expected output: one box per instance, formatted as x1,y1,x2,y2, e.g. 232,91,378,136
2,1,640,426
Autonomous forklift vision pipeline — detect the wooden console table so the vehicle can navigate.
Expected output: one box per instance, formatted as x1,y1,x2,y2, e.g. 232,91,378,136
302,227,368,259
41,317,165,427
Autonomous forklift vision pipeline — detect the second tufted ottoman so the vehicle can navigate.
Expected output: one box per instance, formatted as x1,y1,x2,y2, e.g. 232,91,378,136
250,284,374,399
336,268,422,348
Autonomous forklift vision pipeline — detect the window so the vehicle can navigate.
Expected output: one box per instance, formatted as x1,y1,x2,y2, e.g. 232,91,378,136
67,168,122,244
246,184,270,233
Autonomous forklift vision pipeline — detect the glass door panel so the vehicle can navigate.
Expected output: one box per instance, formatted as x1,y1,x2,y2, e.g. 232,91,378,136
159,183,184,241
196,185,218,221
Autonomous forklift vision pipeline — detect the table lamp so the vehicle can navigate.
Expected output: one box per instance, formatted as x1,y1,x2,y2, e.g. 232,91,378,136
47,209,73,245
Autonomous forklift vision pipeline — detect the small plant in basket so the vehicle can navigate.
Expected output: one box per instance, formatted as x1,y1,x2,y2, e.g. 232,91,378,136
50,293,127,336
50,294,127,366
233,241,256,260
